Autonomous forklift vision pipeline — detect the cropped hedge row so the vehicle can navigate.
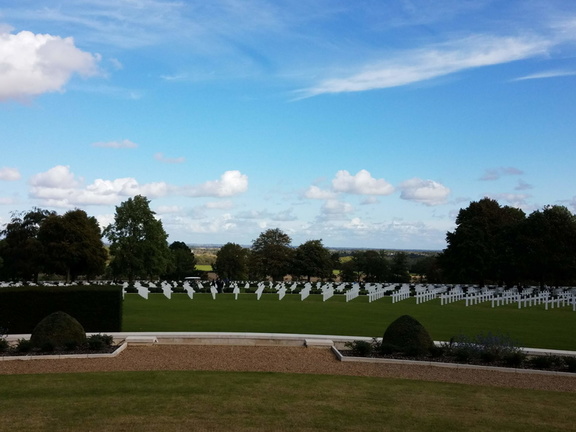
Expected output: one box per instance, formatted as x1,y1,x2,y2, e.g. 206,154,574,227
0,285,123,334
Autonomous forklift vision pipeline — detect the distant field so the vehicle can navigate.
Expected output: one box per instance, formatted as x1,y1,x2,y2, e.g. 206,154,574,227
122,294,576,350
194,264,213,272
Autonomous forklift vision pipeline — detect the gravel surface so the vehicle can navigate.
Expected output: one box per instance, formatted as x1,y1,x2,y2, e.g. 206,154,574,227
2,345,576,393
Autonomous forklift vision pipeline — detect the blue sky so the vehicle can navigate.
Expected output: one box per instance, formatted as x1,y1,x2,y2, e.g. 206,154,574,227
0,0,575,250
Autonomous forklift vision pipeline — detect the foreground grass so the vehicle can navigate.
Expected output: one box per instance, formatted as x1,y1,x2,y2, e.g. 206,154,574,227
1,370,575,432
122,293,576,350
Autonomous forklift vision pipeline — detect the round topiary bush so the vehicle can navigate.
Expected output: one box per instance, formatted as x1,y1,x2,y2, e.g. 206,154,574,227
30,311,87,351
381,315,434,357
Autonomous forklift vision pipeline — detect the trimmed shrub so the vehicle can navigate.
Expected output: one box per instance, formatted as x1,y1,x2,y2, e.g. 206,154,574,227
87,334,114,351
345,340,374,357
30,311,87,350
381,315,434,356
16,339,32,353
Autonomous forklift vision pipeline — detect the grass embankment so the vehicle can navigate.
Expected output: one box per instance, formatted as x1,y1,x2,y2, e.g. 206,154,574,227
122,294,576,351
1,371,575,432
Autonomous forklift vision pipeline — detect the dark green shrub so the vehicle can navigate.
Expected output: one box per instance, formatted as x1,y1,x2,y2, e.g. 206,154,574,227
16,339,32,353
381,315,434,357
563,356,576,373
30,311,87,350
64,340,79,350
87,334,114,351
502,351,527,368
345,340,374,357
40,341,55,352
0,338,8,353
379,343,398,355
529,355,555,370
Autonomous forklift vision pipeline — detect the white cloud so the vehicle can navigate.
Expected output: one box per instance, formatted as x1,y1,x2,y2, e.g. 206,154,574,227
181,170,248,197
304,185,336,200
29,165,80,188
513,69,576,81
154,152,186,164
0,167,21,181
298,34,552,97
92,139,138,148
205,200,234,210
0,30,101,101
399,178,451,206
332,169,394,195
322,199,354,215
480,166,524,181
487,193,531,208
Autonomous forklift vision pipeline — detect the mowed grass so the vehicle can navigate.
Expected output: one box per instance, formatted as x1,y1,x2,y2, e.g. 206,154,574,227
122,293,576,350
1,370,575,432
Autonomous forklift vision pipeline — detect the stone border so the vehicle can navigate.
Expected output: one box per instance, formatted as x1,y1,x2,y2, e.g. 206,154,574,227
0,341,127,362
331,345,576,377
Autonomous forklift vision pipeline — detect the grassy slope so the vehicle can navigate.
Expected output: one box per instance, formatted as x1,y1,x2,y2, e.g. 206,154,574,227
122,293,576,350
1,370,575,432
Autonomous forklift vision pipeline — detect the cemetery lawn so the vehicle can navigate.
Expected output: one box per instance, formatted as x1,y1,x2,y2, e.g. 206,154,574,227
122,294,576,351
1,370,575,432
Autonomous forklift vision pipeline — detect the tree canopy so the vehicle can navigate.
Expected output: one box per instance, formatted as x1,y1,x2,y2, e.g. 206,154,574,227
214,242,249,280
250,228,293,281
104,195,170,283
291,239,333,281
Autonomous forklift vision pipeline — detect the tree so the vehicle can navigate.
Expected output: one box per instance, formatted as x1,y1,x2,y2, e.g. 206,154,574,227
164,241,197,281
390,252,410,283
291,239,333,281
439,198,525,286
214,242,249,280
250,228,293,281
520,205,576,287
356,250,389,282
0,208,54,282
38,209,107,282
103,195,170,283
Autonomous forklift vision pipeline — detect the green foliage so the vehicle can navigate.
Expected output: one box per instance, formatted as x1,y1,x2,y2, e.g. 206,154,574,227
214,242,249,280
15,338,32,353
38,209,107,282
104,195,171,283
344,339,378,357
0,285,123,333
445,332,524,365
30,311,87,350
0,208,54,282
87,333,114,351
164,241,197,280
381,315,434,356
291,239,333,281
250,228,293,281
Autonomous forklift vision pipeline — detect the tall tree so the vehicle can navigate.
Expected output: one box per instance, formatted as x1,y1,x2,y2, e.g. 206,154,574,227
291,239,333,281
250,228,293,281
214,242,249,280
164,241,197,281
0,208,54,282
38,209,107,282
520,205,576,287
390,252,410,283
439,198,525,286
357,250,389,282
104,195,170,283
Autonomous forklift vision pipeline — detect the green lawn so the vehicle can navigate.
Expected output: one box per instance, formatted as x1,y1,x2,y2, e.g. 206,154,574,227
122,293,576,350
1,370,575,432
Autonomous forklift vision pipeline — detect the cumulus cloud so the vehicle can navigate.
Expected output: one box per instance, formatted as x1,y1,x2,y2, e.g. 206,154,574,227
304,185,336,200
322,199,354,215
332,169,394,195
181,170,248,197
0,30,101,101
154,152,185,164
399,178,451,206
92,139,138,148
480,167,524,181
28,165,248,207
0,167,21,181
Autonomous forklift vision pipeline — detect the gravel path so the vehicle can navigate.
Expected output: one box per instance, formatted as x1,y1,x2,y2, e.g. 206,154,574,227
2,345,576,393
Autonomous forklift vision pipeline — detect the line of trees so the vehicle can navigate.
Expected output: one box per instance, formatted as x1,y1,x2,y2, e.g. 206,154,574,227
435,198,576,287
1,196,575,286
